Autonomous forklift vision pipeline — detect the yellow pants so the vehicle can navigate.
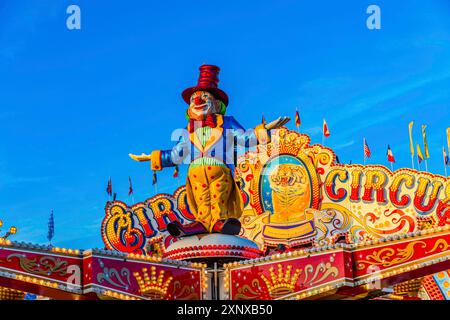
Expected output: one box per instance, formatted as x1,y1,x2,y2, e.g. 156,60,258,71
186,165,243,232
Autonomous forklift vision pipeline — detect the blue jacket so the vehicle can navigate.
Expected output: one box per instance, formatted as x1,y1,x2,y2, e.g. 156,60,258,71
159,115,265,171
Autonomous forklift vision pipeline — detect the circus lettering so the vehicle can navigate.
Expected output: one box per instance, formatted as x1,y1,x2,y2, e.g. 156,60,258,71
102,128,450,253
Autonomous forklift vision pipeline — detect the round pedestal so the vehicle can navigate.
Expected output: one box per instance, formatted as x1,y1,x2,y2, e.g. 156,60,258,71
163,234,261,265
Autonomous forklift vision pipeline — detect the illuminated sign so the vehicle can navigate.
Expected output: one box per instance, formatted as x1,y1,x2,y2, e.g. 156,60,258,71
102,129,450,254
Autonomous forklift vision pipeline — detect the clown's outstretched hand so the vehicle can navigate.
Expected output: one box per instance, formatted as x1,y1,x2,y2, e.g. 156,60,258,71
265,116,290,130
254,116,290,144
129,150,164,171
129,153,152,162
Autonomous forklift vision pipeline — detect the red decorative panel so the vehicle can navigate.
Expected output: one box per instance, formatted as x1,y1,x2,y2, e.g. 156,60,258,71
0,246,82,285
0,243,206,300
86,252,206,300
226,249,349,300
353,231,450,279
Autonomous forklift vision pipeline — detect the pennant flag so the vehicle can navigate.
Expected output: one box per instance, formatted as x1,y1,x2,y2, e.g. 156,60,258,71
387,145,395,163
447,128,450,153
106,177,112,196
262,114,266,126
47,210,55,243
173,165,179,178
417,144,424,164
408,121,415,157
444,147,450,166
295,110,301,128
335,155,340,164
422,125,430,159
152,171,158,185
364,138,371,158
128,176,133,196
323,119,330,137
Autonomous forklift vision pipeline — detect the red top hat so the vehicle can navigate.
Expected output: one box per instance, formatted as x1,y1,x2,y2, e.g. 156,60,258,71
182,65,229,106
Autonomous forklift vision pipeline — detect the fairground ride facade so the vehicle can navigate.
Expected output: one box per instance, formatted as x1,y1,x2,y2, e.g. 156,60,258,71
1,66,450,300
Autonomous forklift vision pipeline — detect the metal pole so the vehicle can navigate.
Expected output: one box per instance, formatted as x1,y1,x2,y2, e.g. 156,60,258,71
363,138,366,166
213,262,219,300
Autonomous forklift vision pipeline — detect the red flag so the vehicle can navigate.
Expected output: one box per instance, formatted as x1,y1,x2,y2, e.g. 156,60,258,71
106,177,112,196
323,119,330,137
295,110,301,128
387,145,395,163
364,138,371,158
173,165,179,178
128,176,133,196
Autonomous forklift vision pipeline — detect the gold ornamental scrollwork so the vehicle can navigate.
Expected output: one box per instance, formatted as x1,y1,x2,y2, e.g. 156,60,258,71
303,262,339,285
356,241,427,270
235,279,262,300
233,259,340,300
425,238,450,254
173,281,200,300
7,253,68,276
320,203,415,243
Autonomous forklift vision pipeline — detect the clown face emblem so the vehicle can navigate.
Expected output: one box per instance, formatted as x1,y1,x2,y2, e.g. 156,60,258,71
187,91,221,120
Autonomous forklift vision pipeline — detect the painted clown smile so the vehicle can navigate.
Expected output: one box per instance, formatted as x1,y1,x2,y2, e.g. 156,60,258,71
193,102,209,109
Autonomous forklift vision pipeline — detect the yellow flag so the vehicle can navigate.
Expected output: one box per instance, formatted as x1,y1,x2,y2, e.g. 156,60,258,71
422,125,430,159
417,143,424,161
447,127,450,153
408,121,415,156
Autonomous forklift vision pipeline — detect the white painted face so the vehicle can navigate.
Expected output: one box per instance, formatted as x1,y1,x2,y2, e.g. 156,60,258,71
187,91,221,120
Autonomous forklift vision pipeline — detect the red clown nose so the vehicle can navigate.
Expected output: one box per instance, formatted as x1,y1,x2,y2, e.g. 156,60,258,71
194,96,203,105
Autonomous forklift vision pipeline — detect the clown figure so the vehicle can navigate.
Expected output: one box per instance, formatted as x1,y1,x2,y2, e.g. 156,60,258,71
130,65,289,237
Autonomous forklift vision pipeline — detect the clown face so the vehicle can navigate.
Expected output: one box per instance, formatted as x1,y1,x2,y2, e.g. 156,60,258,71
187,91,222,120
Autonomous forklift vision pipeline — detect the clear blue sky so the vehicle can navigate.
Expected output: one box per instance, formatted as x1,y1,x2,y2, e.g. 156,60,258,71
0,0,449,249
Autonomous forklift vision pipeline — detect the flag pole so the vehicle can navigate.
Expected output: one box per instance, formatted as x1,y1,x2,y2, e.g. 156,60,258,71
390,162,394,172
409,121,415,170
443,157,448,177
322,118,325,146
363,138,366,166
153,171,158,195
128,177,135,204
424,159,428,172
444,146,448,177
107,177,112,202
